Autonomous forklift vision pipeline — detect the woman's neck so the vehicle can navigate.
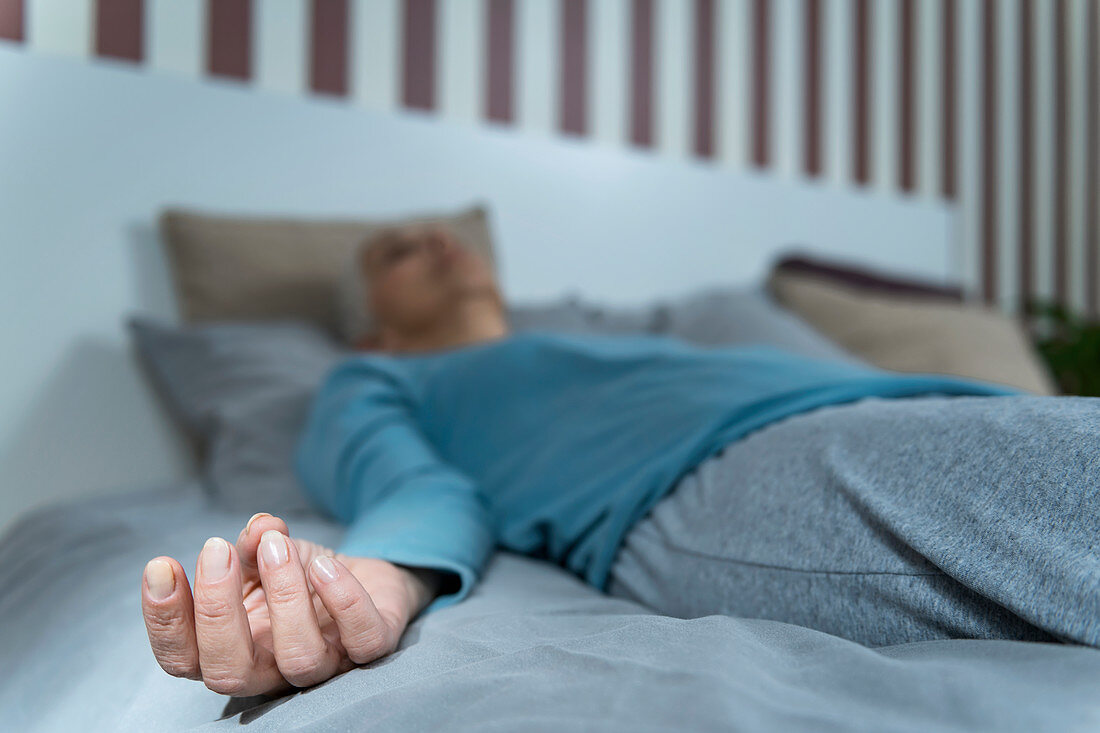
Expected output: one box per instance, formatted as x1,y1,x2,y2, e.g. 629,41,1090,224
380,296,511,355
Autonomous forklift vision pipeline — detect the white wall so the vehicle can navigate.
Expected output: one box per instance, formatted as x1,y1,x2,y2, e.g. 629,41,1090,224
13,0,1097,314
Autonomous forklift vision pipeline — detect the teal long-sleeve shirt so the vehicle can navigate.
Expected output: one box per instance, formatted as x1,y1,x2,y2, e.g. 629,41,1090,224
292,330,1016,617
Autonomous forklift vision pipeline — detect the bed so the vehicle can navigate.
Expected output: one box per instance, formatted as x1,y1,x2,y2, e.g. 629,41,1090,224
5,479,1100,732
1,48,1098,732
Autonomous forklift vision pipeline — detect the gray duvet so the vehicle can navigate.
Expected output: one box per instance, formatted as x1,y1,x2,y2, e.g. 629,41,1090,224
2,480,1098,732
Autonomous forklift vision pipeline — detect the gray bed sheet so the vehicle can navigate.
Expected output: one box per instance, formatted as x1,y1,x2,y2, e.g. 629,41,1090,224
2,480,1098,732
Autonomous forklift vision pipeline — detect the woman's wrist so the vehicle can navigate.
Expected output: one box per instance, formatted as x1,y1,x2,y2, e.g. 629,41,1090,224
392,563,447,619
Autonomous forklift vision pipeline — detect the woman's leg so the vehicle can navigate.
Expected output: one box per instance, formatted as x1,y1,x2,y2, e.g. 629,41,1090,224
606,394,1100,647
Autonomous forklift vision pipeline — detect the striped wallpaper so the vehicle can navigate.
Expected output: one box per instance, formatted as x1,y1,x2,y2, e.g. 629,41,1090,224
1,0,1097,317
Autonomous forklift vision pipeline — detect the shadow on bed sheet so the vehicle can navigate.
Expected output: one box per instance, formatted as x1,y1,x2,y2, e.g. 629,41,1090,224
220,694,292,724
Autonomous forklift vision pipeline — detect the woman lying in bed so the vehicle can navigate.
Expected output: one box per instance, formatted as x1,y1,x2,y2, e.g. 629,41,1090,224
141,225,1100,698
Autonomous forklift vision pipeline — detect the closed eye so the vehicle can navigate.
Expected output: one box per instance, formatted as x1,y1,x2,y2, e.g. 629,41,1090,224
382,241,418,266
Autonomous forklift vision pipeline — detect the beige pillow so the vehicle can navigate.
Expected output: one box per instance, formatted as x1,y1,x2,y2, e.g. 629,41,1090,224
160,205,495,339
768,272,1059,395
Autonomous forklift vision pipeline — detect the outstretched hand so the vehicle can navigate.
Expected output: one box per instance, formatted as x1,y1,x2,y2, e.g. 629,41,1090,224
141,513,417,697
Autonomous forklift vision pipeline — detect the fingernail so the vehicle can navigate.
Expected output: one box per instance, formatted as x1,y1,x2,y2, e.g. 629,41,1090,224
145,559,175,600
245,512,273,535
200,537,231,581
311,555,338,584
260,530,289,567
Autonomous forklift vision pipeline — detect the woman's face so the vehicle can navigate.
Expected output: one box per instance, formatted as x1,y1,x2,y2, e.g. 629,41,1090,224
360,225,498,336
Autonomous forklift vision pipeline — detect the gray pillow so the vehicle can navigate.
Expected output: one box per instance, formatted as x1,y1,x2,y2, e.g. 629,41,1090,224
654,285,862,364
506,295,657,335
128,317,349,515
506,297,593,333
508,286,859,364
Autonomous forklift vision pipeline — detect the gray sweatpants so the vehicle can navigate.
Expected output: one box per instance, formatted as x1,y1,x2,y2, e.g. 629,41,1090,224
605,395,1100,648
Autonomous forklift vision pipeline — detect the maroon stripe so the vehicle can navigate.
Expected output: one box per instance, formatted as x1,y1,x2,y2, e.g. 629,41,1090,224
207,0,251,80
486,0,515,123
941,0,956,199
980,0,997,304
402,0,436,111
95,0,143,62
752,0,770,167
1088,0,1099,315
1018,0,1034,312
560,0,587,136
803,0,822,175
853,0,871,184
630,0,654,147
0,0,24,42
310,0,348,96
1053,0,1068,306
898,0,915,191
693,0,716,158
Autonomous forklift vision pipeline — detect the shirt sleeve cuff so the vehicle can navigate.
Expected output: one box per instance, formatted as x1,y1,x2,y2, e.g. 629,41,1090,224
336,525,495,618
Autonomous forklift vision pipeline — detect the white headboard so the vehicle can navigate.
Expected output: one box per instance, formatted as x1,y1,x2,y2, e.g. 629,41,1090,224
0,47,956,532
